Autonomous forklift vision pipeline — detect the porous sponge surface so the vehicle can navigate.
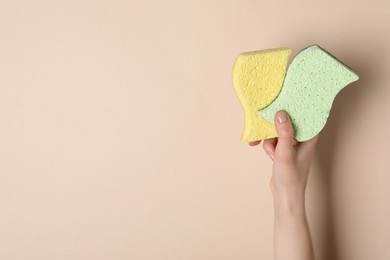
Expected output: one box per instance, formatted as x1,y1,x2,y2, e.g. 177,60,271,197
232,48,291,142
259,45,359,142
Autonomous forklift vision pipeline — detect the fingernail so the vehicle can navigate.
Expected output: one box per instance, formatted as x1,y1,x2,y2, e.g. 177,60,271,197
278,112,287,123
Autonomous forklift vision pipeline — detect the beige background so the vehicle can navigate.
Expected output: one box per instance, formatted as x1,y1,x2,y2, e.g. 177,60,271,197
0,0,389,259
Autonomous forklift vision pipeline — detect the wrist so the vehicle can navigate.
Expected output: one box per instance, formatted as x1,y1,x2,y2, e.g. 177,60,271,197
272,191,306,216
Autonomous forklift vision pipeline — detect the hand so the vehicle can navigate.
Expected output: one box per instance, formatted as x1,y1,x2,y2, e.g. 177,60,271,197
249,110,319,200
250,110,318,260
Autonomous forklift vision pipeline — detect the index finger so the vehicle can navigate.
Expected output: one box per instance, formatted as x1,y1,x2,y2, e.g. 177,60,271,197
249,140,262,146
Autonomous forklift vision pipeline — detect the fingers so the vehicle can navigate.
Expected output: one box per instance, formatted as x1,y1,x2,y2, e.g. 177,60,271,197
274,110,295,159
299,134,320,155
248,140,261,146
263,138,277,160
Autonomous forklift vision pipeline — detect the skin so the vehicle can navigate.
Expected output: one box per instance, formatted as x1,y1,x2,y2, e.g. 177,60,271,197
249,110,319,260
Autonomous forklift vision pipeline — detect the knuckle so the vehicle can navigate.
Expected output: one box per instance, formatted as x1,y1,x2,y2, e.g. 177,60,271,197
277,126,293,138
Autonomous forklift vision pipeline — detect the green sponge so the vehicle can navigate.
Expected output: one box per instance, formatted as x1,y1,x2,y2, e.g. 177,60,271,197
258,45,359,142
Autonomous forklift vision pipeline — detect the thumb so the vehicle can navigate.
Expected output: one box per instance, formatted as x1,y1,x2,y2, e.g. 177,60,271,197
274,110,295,158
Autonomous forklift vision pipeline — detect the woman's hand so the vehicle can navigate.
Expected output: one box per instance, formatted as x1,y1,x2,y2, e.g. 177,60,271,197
249,110,319,260
249,110,319,200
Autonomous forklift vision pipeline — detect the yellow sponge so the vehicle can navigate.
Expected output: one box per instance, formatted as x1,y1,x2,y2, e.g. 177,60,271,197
232,48,291,142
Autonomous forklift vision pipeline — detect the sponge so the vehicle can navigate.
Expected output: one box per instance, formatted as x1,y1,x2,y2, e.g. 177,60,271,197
232,48,291,142
259,45,359,141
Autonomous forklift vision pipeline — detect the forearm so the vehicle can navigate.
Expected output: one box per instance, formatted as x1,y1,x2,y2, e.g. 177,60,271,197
251,110,319,259
273,193,315,260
